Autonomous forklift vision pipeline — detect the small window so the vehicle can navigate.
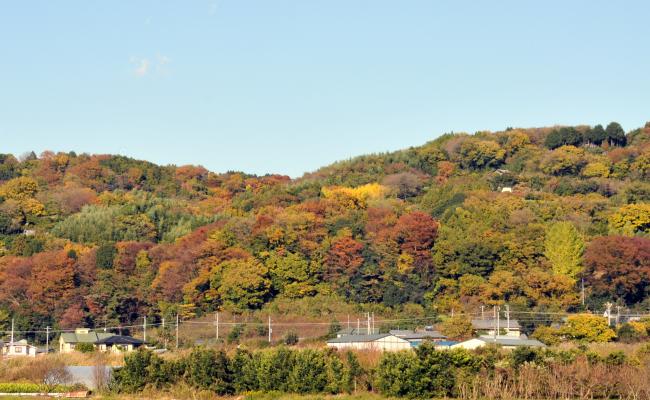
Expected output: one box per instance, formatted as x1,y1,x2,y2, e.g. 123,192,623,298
14,346,23,353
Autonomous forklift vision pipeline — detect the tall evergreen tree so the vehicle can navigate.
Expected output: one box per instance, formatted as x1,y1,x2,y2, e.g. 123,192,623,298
584,124,607,145
606,122,626,146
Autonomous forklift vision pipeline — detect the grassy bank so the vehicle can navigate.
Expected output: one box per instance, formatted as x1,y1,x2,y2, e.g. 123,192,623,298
93,393,390,400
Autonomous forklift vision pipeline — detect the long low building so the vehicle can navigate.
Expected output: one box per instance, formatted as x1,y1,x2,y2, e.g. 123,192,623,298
327,334,411,351
471,319,521,337
389,329,447,347
451,336,545,350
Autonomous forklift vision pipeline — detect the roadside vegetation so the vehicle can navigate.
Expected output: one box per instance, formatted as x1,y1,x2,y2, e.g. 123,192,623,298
104,342,650,399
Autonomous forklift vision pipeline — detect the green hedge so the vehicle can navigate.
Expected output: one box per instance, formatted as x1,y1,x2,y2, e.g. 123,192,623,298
0,382,77,393
111,347,362,395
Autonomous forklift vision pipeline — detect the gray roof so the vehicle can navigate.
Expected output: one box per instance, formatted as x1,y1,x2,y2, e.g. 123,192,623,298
472,319,521,330
478,337,545,347
95,335,144,346
60,331,114,344
389,330,446,339
337,328,378,336
328,334,392,343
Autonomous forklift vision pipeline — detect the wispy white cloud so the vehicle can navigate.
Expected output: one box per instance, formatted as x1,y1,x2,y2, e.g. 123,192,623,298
156,54,172,76
132,58,150,77
130,55,171,78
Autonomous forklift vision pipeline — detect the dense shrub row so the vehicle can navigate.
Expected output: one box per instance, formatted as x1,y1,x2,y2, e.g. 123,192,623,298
112,344,650,398
111,346,362,395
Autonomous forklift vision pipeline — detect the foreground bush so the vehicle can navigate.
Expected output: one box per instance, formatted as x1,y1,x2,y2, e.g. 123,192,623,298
111,347,362,395
375,344,482,398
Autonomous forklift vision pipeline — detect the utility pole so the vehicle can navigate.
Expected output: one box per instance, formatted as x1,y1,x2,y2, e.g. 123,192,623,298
605,302,613,327
367,313,371,335
215,312,219,342
143,316,147,343
10,318,14,344
268,316,272,343
493,307,497,341
505,304,510,334
497,306,500,336
175,314,179,349
162,317,166,349
45,326,50,353
481,306,485,320
371,312,375,334
616,306,621,326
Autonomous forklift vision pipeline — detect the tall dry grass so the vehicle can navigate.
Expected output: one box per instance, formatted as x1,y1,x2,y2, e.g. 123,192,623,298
457,357,650,400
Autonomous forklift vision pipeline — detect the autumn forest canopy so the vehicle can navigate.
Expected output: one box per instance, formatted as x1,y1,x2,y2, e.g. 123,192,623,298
0,121,649,333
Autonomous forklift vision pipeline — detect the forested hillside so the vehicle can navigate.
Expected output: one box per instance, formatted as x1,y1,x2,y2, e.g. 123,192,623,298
1,121,649,332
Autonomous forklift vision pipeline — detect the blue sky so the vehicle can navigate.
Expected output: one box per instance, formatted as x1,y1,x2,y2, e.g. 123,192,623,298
1,1,649,177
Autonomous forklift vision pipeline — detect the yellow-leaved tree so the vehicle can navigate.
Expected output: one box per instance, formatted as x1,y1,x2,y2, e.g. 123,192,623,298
609,203,650,235
321,183,387,209
561,314,616,343
0,176,45,223
544,221,584,279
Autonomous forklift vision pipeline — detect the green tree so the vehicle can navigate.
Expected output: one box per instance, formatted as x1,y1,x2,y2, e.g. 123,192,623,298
210,258,271,313
541,146,587,176
95,243,116,269
458,139,506,170
327,320,342,338
585,124,607,145
440,315,473,340
264,251,317,298
531,325,562,346
287,350,328,393
230,349,258,392
112,349,158,393
545,127,583,149
606,122,626,146
544,221,584,279
375,350,419,397
284,331,299,345
185,347,232,394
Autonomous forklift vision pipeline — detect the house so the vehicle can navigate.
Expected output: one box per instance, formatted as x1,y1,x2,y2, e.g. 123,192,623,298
389,329,447,347
451,336,545,350
3,339,39,357
471,318,521,337
59,328,114,353
327,334,411,352
95,335,145,353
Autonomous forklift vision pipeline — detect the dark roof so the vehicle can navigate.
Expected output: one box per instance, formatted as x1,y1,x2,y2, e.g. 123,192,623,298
337,328,378,336
95,335,144,346
471,319,521,330
328,334,396,343
389,330,446,340
60,331,114,344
